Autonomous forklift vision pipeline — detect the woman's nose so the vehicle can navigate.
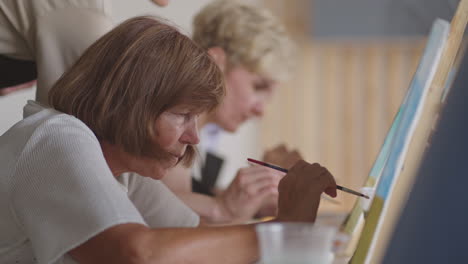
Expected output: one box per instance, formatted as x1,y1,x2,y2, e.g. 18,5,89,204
252,101,265,117
180,119,200,145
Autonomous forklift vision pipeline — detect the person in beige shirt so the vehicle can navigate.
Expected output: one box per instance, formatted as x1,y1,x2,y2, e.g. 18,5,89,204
0,0,168,100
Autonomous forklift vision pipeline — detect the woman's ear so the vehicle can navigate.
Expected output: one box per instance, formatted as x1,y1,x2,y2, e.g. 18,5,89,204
207,47,227,72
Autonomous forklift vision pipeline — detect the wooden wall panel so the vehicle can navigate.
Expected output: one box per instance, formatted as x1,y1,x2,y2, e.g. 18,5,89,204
260,40,425,211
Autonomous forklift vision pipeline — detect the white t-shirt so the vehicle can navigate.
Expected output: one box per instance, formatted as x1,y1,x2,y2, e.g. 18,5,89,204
0,101,199,264
0,0,114,104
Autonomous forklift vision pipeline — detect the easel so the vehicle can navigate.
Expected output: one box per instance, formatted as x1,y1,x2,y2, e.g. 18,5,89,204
350,0,468,263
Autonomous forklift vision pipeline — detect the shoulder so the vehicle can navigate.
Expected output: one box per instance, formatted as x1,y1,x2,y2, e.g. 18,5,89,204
2,106,97,153
4,107,101,170
31,109,98,145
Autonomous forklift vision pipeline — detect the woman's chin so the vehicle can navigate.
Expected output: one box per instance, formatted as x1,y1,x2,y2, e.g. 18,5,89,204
134,157,178,180
149,170,167,180
221,122,239,133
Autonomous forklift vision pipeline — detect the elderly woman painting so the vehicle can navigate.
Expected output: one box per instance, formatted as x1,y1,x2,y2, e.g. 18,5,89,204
0,16,337,263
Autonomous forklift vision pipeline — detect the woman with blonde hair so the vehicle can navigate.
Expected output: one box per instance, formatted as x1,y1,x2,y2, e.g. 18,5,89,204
0,16,336,263
163,0,303,224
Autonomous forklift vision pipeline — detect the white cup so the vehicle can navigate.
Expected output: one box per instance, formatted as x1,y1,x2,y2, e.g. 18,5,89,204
255,222,337,264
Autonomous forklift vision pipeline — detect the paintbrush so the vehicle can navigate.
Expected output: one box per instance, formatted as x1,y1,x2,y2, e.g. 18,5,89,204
247,158,369,199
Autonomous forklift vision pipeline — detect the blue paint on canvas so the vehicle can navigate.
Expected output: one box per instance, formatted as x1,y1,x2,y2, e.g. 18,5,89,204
376,19,450,199
367,108,403,185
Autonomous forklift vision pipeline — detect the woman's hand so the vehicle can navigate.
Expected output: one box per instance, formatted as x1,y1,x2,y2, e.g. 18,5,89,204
277,160,337,222
215,166,284,223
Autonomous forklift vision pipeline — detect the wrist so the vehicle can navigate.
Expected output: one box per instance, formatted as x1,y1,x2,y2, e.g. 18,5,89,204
277,198,320,222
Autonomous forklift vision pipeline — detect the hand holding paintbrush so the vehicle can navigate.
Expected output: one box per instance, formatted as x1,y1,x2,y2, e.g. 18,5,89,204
259,159,338,222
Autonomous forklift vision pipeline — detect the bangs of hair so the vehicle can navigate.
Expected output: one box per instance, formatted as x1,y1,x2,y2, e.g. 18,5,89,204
155,40,225,114
49,16,225,161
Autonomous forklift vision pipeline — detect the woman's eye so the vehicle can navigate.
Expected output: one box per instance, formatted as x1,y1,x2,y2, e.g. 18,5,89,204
171,110,199,122
178,113,191,121
254,83,269,91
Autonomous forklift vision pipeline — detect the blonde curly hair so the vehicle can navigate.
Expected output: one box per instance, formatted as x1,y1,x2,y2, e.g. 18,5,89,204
193,0,295,81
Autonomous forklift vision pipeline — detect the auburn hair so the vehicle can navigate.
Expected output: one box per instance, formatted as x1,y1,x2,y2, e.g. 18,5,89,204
49,16,225,165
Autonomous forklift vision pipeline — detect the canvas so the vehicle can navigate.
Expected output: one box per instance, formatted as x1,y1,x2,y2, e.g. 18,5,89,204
340,17,452,263
350,0,467,261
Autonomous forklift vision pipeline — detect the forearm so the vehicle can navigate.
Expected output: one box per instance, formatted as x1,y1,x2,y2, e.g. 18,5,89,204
146,225,259,263
70,223,259,264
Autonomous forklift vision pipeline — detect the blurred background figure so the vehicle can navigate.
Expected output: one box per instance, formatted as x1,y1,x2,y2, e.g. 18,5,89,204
162,0,303,224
